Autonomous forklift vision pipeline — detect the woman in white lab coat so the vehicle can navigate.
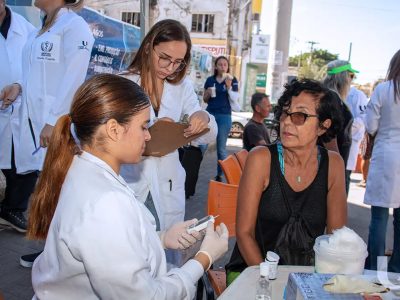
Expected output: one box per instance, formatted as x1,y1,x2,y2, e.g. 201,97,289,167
2,0,94,267
3,0,94,173
28,74,228,300
364,49,400,273
121,19,217,230
0,2,36,232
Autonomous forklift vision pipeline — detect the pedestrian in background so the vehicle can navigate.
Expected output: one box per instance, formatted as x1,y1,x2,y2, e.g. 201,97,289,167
1,0,94,267
345,86,368,184
323,60,355,194
364,49,400,273
0,0,36,233
203,56,240,182
242,92,272,151
357,79,383,188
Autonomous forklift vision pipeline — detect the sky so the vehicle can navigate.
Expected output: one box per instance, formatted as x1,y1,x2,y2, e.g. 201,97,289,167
260,0,400,84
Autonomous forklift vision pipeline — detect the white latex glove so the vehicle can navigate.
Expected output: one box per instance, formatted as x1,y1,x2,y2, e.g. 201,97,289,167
160,219,202,250
198,222,229,264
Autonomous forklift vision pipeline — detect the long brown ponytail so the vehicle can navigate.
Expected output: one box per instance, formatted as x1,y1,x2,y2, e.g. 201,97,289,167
27,115,80,240
27,74,150,240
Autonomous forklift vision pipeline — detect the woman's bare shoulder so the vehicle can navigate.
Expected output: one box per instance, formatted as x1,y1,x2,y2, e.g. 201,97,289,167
248,145,271,161
327,150,344,167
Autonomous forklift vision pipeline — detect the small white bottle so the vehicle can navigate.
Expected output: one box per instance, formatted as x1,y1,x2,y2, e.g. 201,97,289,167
255,262,271,300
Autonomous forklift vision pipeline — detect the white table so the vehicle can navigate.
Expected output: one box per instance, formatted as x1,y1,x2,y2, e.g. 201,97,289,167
218,265,313,300
218,266,400,300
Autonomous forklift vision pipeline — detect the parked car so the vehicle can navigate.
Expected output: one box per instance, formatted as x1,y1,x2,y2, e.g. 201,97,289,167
230,112,253,138
229,112,278,142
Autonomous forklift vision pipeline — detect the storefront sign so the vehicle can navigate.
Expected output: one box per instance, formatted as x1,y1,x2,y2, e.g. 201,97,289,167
198,45,226,57
251,34,270,64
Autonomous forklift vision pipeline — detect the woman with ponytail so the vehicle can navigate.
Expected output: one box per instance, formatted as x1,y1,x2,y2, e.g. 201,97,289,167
1,0,94,267
29,74,229,299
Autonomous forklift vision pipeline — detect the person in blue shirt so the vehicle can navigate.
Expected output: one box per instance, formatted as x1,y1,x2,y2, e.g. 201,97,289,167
203,56,240,181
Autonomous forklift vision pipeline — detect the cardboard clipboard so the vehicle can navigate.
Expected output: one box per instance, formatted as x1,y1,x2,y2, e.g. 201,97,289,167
143,120,210,157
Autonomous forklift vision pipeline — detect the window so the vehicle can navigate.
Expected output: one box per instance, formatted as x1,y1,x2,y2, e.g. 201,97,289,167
191,14,215,33
121,12,140,27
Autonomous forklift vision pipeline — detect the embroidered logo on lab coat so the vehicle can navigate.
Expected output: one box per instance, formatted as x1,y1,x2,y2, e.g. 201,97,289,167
35,35,61,63
41,41,53,53
78,41,89,51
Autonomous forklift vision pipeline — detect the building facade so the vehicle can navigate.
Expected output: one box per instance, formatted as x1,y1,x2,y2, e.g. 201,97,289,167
85,0,229,56
85,0,262,110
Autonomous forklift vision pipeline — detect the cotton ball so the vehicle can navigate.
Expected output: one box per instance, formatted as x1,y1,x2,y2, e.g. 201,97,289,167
314,226,368,275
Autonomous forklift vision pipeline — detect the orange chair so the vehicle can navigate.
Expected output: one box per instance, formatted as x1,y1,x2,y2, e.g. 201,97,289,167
196,180,238,299
234,149,248,170
218,155,242,185
207,270,226,296
207,180,238,237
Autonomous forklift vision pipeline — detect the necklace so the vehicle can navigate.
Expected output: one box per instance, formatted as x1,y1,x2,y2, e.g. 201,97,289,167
277,143,320,184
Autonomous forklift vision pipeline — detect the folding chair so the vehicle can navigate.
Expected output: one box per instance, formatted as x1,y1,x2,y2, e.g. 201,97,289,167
234,149,248,171
218,155,242,185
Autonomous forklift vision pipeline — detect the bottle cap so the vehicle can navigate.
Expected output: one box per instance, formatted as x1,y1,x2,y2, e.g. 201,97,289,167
266,251,280,262
260,262,269,277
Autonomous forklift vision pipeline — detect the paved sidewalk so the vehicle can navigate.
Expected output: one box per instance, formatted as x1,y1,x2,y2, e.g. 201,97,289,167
0,139,395,299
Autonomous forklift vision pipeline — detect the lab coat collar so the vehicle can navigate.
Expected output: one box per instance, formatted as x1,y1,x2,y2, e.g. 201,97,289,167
8,10,24,37
78,151,132,191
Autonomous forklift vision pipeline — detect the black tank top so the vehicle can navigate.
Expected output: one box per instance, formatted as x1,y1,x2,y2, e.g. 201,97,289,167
226,144,329,272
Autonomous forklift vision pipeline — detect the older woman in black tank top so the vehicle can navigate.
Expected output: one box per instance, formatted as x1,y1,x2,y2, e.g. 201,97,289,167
226,79,347,284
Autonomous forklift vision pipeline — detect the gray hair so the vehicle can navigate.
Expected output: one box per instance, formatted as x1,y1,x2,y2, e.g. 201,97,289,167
323,60,351,100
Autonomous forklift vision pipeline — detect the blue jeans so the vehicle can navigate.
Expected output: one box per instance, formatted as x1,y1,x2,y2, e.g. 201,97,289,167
212,113,232,176
365,206,400,273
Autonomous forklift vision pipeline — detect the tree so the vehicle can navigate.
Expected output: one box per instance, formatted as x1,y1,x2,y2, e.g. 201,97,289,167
289,49,338,80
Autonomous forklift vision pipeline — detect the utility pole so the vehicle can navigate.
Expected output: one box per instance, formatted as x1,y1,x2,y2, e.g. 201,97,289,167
306,40,319,64
266,0,293,103
226,0,251,79
307,40,318,53
348,42,352,62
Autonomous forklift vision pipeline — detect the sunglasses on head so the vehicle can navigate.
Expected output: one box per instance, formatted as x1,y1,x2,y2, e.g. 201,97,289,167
279,110,319,126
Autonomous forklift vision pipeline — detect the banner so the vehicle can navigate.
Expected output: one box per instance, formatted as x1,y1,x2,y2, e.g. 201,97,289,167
78,8,141,76
8,4,213,95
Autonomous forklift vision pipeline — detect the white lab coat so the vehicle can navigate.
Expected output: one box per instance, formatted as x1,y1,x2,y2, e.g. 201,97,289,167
120,74,217,230
364,81,400,208
17,8,94,173
32,152,203,300
0,10,35,171
345,87,368,170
